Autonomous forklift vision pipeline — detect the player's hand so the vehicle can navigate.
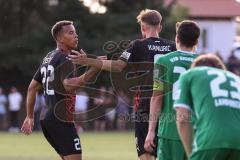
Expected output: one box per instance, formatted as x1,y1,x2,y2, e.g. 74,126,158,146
21,117,34,135
68,49,88,65
144,131,156,153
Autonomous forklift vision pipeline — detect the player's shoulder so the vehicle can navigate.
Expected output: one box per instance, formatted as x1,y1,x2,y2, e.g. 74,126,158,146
185,66,211,77
41,50,57,64
42,50,68,66
131,38,143,46
205,66,239,80
158,37,175,46
157,51,178,62
53,50,69,64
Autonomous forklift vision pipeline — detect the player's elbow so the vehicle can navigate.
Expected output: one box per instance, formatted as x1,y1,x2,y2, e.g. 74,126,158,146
112,60,126,72
27,85,35,94
114,66,124,72
63,78,85,93
28,80,41,94
176,115,190,133
176,120,186,136
63,79,75,93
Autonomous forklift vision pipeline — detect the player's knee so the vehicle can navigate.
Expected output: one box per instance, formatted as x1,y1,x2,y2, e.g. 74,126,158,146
63,154,82,160
139,153,155,160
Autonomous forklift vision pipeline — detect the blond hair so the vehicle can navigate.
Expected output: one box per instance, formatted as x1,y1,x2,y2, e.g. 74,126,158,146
137,9,162,26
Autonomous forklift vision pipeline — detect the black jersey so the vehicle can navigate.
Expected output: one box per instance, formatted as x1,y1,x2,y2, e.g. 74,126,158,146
119,37,176,112
33,50,75,121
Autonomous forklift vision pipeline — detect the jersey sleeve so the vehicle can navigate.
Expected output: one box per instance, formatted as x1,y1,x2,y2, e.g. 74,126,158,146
173,72,193,110
119,40,138,63
33,67,42,84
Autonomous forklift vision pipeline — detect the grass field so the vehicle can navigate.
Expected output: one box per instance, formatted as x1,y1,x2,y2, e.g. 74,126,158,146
0,131,136,160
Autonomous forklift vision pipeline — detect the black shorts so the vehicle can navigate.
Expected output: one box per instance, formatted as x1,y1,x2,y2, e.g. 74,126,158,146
40,120,82,156
135,112,158,157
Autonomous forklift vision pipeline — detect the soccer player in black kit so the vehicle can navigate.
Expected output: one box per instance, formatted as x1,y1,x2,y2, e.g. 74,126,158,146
21,21,100,160
68,9,176,160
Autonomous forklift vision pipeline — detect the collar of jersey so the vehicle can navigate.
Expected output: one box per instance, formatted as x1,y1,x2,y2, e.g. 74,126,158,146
177,50,197,55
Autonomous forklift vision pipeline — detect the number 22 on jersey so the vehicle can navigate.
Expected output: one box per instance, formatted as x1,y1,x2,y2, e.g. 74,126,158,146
41,65,55,95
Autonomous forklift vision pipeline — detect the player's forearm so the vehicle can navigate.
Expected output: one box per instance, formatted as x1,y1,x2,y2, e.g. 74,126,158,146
86,58,126,72
177,119,193,156
26,80,42,118
148,95,163,132
64,67,99,92
27,91,36,118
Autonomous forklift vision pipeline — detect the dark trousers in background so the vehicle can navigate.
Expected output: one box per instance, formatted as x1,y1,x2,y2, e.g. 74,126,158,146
10,111,19,128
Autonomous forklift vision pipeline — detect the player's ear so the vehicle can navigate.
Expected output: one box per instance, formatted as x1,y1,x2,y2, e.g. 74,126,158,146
195,39,199,46
56,31,64,43
175,34,180,44
176,22,180,32
141,23,145,33
193,39,199,51
157,24,162,33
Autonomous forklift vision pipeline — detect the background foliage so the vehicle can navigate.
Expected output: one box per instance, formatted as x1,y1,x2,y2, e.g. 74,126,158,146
0,0,187,90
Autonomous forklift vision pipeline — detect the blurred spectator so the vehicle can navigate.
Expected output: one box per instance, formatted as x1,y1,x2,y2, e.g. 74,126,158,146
105,87,117,130
8,86,22,133
227,50,240,76
94,86,107,131
233,46,240,60
116,90,130,131
34,92,45,131
0,87,7,130
75,89,89,133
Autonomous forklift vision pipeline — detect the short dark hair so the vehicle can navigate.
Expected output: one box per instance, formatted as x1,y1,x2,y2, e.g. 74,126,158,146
177,20,200,48
191,54,226,70
137,9,162,26
51,20,73,40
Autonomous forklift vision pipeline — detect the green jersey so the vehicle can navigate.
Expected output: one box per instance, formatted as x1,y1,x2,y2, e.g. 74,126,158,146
174,66,240,151
154,50,198,140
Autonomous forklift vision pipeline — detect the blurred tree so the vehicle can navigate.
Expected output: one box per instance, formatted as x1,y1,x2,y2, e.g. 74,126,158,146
0,0,187,89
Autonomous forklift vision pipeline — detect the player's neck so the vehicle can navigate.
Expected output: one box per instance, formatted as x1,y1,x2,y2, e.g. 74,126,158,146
56,44,71,54
178,45,195,53
145,31,159,38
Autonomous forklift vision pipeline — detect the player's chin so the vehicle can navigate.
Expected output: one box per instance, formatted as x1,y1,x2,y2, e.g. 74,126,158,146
72,44,78,49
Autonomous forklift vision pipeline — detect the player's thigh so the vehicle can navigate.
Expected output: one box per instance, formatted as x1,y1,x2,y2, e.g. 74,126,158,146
41,120,82,156
55,122,82,156
63,154,82,160
190,149,230,160
41,120,62,154
157,138,186,160
135,117,157,157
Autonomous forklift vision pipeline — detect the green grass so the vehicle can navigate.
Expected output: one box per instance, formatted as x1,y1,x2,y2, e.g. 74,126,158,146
0,131,136,160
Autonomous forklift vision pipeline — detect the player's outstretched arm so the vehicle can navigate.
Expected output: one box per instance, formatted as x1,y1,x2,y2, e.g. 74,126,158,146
63,67,99,93
68,50,127,72
21,80,42,135
176,107,193,157
63,55,107,93
144,91,163,153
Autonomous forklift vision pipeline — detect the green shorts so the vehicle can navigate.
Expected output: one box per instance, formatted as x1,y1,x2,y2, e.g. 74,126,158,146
190,149,240,160
157,138,187,160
